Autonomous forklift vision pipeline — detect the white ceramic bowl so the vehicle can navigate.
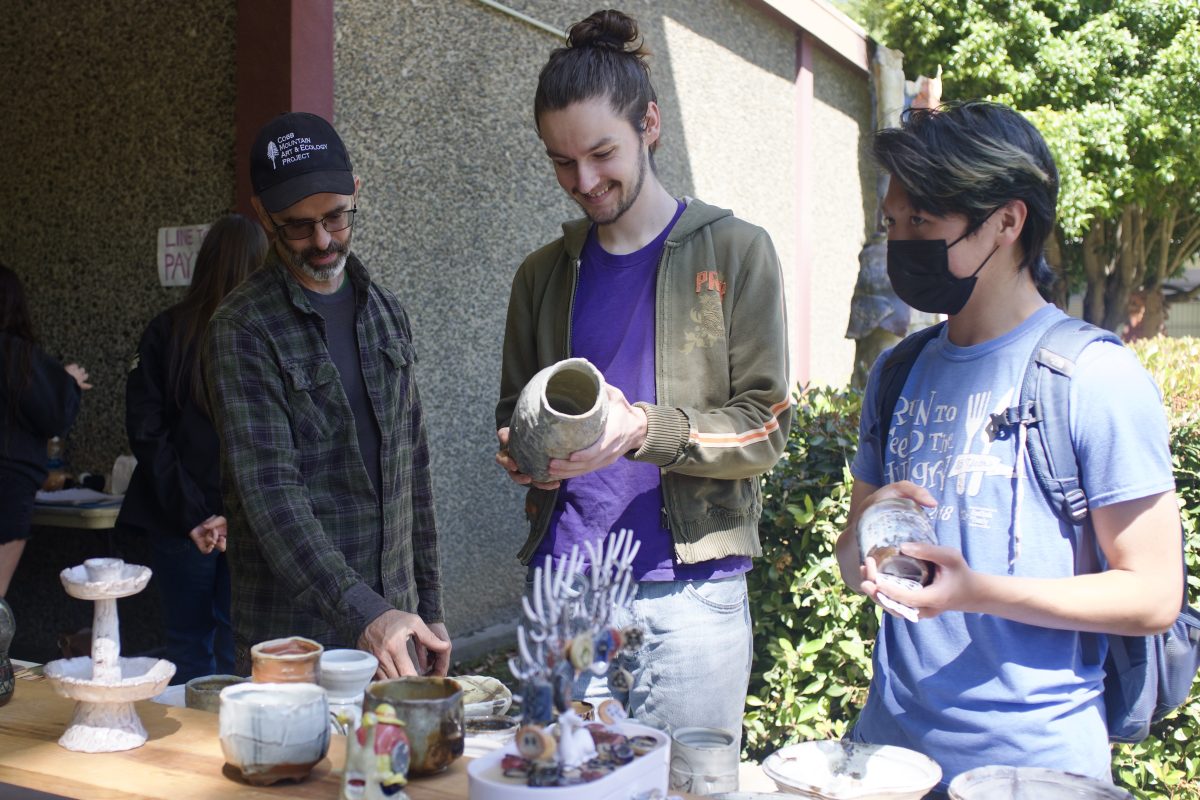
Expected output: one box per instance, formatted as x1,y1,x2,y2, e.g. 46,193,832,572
762,740,941,800
318,648,378,703
219,682,330,786
455,674,513,717
948,766,1132,799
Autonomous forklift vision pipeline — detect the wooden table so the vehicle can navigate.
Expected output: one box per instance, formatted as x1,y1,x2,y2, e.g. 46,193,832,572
0,679,471,799
0,680,709,799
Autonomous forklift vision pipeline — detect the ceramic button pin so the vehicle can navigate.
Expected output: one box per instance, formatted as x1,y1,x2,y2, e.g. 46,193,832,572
609,665,634,693
621,625,645,652
523,677,554,724
516,724,556,760
568,632,594,670
596,698,627,725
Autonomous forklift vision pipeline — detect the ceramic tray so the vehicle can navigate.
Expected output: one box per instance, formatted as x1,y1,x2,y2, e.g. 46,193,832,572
466,720,668,800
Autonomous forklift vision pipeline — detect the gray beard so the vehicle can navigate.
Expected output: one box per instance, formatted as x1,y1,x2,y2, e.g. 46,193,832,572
295,252,347,285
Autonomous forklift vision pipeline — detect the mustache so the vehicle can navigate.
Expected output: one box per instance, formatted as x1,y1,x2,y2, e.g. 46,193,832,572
301,240,347,261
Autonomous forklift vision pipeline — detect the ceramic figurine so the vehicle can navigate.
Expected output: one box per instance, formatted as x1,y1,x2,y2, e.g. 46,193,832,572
341,703,411,800
506,358,610,483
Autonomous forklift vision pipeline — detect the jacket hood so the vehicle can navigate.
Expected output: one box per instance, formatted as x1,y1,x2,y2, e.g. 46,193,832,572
559,197,734,259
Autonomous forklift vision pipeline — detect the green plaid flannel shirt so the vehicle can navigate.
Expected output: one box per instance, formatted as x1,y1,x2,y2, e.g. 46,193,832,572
204,252,442,662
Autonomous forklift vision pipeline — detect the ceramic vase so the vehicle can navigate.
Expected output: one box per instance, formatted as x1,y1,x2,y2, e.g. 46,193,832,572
507,358,609,483
0,598,14,707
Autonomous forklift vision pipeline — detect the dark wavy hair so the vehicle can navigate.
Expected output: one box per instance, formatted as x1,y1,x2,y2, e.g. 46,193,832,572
166,214,267,411
534,9,659,154
873,100,1059,287
0,262,38,423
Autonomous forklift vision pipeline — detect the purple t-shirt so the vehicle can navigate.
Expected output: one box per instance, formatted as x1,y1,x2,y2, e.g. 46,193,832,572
536,201,751,582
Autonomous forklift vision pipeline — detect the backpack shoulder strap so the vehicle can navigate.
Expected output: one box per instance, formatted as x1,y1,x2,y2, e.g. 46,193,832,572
1012,317,1122,524
873,322,946,452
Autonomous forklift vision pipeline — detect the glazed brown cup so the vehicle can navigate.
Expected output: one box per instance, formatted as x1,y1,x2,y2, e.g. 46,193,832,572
363,677,464,775
250,636,323,684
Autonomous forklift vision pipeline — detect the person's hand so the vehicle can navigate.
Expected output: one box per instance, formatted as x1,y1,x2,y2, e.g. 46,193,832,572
415,621,452,677
358,609,452,679
861,542,977,621
495,427,560,490
188,515,227,554
547,385,647,480
65,363,92,390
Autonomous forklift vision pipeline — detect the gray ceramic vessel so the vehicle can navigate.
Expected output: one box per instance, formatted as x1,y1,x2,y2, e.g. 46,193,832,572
507,358,609,483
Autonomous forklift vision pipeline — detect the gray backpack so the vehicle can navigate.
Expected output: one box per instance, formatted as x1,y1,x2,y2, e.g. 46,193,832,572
875,317,1200,743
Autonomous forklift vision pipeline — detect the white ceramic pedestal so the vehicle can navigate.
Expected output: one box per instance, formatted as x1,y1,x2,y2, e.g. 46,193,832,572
42,559,176,752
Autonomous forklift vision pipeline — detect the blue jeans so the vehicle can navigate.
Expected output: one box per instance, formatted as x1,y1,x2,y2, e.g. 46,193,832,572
150,534,234,684
573,574,753,743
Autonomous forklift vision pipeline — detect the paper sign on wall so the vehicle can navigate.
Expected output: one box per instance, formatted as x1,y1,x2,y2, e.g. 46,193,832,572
157,224,210,287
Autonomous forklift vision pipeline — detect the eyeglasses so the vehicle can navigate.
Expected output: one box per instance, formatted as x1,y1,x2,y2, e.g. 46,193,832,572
269,207,357,241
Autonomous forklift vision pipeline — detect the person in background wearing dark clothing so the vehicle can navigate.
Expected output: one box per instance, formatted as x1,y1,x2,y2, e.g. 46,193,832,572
0,263,91,597
118,215,267,683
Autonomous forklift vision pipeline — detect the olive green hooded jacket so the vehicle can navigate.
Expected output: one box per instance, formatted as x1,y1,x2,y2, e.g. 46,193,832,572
496,198,793,565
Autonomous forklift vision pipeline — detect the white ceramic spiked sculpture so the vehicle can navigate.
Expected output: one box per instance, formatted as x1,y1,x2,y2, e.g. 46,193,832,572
43,558,175,752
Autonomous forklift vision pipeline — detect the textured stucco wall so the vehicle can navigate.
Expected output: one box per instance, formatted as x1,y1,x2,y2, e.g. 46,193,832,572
335,0,869,637
0,0,868,649
807,44,874,388
0,0,238,477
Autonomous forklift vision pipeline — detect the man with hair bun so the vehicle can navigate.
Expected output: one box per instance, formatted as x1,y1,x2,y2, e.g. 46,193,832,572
836,101,1182,792
496,9,792,741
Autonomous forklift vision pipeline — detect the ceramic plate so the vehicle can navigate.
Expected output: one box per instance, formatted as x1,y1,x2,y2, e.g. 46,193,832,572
455,674,513,717
761,740,941,800
150,683,186,707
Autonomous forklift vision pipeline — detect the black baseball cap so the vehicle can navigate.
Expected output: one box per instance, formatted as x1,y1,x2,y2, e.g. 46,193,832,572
250,112,355,213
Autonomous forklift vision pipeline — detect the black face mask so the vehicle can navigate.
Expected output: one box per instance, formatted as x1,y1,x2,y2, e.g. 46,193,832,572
887,228,999,316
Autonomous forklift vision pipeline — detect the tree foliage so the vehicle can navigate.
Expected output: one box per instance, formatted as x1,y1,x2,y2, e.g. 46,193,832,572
869,1,1200,333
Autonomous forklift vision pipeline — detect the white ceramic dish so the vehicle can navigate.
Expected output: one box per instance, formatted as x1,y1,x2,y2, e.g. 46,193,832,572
948,766,1132,799
456,674,513,717
466,720,668,800
762,740,941,800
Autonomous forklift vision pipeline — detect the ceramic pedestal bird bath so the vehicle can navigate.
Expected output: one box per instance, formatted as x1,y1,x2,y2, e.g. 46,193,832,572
42,558,175,752
507,358,609,484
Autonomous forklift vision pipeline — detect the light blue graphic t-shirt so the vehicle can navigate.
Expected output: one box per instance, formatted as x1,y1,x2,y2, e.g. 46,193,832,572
850,304,1175,789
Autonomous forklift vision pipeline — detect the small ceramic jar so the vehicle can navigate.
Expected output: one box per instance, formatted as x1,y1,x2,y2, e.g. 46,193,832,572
250,636,323,684
219,682,330,786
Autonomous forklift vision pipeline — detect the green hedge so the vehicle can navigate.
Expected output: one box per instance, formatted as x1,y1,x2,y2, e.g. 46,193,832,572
747,336,1200,799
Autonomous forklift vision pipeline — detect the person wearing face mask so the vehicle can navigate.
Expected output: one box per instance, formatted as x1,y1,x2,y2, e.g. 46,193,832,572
834,101,1183,793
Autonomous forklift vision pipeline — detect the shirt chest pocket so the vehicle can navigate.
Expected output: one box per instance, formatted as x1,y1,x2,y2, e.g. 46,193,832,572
284,360,345,442
377,342,414,436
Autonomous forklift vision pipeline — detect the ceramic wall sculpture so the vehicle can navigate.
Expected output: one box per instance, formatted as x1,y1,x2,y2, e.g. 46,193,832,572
42,558,176,752
507,358,609,483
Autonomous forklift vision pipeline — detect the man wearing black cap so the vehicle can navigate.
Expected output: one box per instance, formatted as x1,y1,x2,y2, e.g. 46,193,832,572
204,112,450,678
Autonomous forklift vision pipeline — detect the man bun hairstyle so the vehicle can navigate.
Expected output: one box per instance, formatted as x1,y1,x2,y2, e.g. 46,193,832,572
873,100,1059,287
535,9,659,153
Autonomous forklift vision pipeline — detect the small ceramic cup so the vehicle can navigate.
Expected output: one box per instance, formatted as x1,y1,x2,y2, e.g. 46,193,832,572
669,726,740,796
218,682,330,786
319,649,378,704
250,636,323,684
185,674,246,713
364,677,464,775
